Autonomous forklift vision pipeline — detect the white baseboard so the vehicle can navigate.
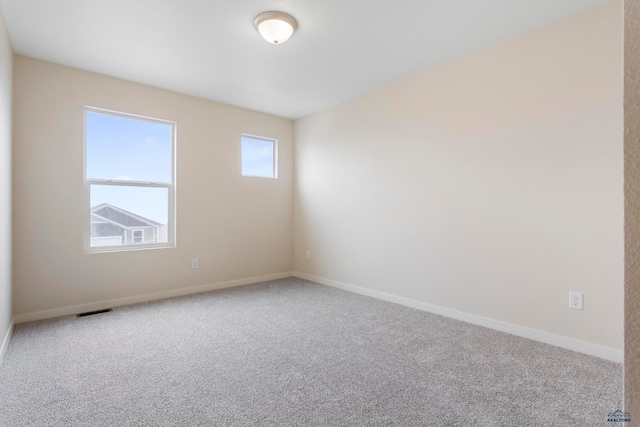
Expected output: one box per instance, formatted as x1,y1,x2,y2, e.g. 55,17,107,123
293,271,623,363
14,272,294,324
0,319,14,366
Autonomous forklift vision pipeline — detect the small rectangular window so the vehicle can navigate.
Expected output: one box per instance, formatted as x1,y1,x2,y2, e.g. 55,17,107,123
241,134,277,178
132,229,144,244
85,107,175,252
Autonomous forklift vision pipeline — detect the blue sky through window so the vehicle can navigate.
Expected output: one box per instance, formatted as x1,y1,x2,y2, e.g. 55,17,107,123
86,112,172,182
86,111,172,224
242,135,275,178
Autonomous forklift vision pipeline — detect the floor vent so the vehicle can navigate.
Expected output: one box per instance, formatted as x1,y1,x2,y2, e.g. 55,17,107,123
76,308,113,318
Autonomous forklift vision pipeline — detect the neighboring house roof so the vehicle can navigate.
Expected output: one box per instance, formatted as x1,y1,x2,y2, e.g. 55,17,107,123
91,220,126,237
90,203,164,228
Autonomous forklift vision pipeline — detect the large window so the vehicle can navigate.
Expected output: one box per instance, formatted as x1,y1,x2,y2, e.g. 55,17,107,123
84,107,175,252
241,134,277,178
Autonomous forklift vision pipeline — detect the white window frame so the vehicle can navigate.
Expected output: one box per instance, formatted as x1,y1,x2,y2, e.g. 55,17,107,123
241,133,278,179
84,107,176,253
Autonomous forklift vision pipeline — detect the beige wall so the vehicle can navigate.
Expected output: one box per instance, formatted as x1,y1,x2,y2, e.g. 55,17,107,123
294,1,623,351
0,5,12,351
625,0,640,418
12,56,293,316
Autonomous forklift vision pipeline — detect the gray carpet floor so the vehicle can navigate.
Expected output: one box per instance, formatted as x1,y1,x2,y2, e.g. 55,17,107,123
0,278,623,426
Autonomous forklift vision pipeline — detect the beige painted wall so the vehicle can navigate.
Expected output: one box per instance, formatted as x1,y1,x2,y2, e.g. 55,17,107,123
625,0,640,419
12,56,293,316
0,5,12,348
294,1,623,350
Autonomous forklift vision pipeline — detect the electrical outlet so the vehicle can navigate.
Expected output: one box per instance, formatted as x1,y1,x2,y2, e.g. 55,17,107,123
569,291,583,310
192,258,199,269
305,250,311,261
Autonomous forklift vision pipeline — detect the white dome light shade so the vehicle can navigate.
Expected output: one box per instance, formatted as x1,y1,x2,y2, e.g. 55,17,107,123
254,11,298,44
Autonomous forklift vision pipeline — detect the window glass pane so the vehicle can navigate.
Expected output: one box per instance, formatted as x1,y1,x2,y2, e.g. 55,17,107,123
132,230,143,244
90,185,168,248
86,111,172,183
242,135,275,178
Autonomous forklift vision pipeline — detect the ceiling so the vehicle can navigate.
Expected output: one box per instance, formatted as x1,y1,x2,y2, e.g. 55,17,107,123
0,0,608,120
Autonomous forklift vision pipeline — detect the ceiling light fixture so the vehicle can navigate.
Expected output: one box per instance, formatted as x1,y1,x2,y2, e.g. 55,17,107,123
254,11,298,44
